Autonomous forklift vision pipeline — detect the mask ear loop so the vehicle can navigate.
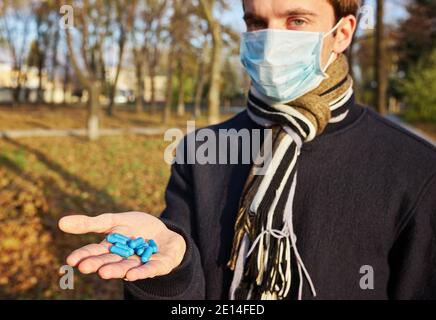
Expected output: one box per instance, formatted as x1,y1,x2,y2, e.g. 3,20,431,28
322,18,344,73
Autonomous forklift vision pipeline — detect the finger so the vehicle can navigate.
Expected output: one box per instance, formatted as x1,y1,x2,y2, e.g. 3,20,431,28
98,258,141,280
66,242,111,267
125,254,173,281
77,253,124,274
59,213,118,235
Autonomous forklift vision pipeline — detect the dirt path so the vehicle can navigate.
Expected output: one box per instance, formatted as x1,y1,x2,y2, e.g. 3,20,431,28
0,127,167,138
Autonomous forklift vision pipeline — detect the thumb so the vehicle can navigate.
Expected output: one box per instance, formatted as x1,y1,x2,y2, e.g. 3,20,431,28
59,213,117,235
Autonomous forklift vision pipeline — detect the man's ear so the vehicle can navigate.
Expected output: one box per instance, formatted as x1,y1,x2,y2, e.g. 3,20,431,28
333,15,357,54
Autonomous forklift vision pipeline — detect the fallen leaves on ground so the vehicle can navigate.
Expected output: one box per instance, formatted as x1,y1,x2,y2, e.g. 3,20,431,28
0,134,173,299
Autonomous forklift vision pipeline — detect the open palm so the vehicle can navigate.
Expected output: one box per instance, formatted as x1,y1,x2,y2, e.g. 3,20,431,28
58,212,186,281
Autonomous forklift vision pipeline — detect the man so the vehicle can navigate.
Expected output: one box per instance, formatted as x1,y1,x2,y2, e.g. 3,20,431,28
59,0,436,300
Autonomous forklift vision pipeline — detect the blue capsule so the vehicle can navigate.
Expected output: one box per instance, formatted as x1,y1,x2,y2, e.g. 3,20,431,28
106,233,130,245
138,241,149,249
141,246,154,264
128,237,145,249
105,233,157,261
136,247,145,256
110,244,134,258
114,242,135,255
135,242,149,256
148,239,158,253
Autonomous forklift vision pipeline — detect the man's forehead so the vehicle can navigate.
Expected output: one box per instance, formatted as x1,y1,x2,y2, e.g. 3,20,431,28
243,8,318,21
242,0,329,18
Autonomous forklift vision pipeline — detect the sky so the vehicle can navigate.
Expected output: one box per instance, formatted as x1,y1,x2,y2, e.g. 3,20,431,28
223,2,245,32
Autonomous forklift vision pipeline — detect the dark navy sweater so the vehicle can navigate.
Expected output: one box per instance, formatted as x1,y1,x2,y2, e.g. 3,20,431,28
125,97,436,300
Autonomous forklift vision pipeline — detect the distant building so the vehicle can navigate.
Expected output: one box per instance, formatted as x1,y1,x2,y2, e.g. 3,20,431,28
0,62,14,103
107,66,167,103
0,61,167,105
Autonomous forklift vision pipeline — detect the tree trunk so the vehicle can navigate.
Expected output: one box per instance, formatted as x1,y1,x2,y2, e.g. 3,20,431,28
51,24,60,104
208,23,222,124
135,80,144,113
107,87,116,116
13,74,21,105
150,65,157,113
199,0,222,124
375,0,387,115
37,56,44,104
107,75,119,116
107,31,126,116
134,57,145,113
66,28,102,140
63,63,70,105
107,57,122,116
163,47,174,124
348,0,367,80
88,83,101,141
194,59,206,118
177,63,185,117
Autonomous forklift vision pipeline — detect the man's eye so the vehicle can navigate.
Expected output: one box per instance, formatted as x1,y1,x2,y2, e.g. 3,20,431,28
246,20,266,31
288,19,306,28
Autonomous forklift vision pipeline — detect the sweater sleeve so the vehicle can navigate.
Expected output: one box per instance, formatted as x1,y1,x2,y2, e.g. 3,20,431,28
388,173,436,300
124,159,206,300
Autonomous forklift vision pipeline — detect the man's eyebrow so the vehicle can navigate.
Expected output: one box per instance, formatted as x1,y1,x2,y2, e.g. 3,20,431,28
243,8,318,21
243,12,264,21
282,8,318,17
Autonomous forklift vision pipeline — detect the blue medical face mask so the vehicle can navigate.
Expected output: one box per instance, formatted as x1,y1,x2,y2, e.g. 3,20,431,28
240,21,342,103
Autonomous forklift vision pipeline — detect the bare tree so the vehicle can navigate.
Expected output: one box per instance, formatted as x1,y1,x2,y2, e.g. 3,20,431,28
65,0,108,140
176,59,185,116
163,42,175,123
130,0,168,114
193,39,209,118
198,0,223,124
129,0,146,114
30,1,57,104
132,46,146,112
348,0,367,80
162,0,189,122
375,0,387,115
168,0,195,118
187,13,211,118
144,0,168,113
1,0,32,105
49,3,61,104
62,59,71,105
106,0,134,116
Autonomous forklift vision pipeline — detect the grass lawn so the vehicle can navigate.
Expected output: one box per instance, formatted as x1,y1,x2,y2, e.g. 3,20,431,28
413,123,436,142
0,104,212,130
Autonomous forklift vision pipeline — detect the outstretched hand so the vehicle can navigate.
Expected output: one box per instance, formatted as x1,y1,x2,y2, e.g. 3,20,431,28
58,212,186,281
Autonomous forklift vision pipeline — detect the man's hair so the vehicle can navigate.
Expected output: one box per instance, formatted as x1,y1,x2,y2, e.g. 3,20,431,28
328,0,361,20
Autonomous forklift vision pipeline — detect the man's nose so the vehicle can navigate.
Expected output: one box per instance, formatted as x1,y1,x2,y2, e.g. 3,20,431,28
268,19,286,30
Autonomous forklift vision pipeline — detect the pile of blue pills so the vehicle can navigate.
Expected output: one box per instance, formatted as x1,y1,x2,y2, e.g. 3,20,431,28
106,233,158,264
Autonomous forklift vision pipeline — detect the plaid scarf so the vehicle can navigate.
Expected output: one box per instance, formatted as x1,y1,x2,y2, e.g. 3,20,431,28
227,54,354,300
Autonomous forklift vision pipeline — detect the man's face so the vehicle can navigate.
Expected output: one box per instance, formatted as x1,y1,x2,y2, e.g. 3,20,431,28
242,0,355,68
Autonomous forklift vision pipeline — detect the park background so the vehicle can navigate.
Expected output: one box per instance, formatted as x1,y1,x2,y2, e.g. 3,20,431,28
0,0,435,299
